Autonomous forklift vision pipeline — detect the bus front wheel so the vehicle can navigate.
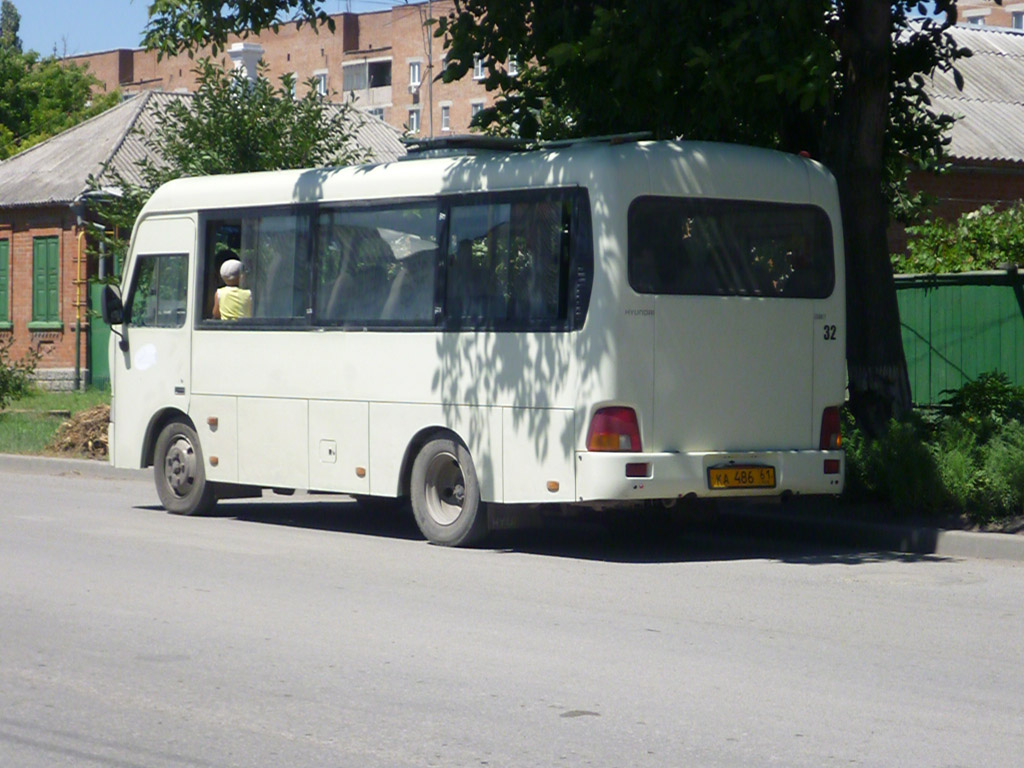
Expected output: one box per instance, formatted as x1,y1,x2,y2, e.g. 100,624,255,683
154,420,217,516
410,437,488,547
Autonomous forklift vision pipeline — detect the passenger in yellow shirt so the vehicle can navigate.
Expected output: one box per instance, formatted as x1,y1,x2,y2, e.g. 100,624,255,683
212,257,252,320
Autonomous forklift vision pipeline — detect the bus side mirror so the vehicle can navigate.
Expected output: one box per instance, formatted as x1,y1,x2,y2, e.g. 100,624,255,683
101,285,124,325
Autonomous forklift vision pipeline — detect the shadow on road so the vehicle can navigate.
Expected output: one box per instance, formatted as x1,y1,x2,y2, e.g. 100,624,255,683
138,494,953,566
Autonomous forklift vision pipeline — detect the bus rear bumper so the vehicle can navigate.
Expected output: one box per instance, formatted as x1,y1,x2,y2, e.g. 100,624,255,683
574,449,844,502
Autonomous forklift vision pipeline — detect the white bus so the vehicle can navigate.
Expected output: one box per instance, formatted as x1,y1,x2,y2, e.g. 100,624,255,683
102,137,846,546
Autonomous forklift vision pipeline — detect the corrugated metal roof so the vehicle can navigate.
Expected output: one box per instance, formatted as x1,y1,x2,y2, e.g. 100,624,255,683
0,95,149,208
929,26,1024,164
0,91,406,209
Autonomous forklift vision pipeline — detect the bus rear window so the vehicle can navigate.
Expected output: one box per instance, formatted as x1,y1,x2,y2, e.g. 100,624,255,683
627,197,835,298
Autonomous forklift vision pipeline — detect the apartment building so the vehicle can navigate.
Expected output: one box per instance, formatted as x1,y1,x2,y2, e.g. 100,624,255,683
68,1,492,138
957,1,1024,28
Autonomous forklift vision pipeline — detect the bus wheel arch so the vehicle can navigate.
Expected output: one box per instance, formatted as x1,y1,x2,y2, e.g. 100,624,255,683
142,408,191,468
406,429,488,547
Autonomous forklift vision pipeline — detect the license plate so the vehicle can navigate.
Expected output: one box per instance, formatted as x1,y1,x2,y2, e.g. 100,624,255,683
708,465,776,490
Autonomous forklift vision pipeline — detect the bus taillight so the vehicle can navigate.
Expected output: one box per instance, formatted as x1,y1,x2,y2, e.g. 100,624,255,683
820,406,841,450
587,407,642,452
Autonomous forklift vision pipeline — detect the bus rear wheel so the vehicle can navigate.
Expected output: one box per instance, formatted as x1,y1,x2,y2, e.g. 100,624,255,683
154,420,217,516
410,437,488,547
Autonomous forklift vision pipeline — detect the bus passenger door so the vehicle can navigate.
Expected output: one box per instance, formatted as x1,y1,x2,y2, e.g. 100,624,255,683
110,217,196,468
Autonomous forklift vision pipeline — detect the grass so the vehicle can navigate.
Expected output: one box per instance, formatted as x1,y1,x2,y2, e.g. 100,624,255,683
0,386,110,456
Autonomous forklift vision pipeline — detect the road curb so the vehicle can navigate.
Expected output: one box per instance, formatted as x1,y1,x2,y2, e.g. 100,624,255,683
0,453,147,482
721,501,1024,563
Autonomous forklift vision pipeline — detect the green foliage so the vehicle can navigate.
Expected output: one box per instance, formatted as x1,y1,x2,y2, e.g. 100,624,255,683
144,0,335,58
0,335,39,410
87,58,369,267
844,372,1024,524
977,422,1024,521
942,371,1024,430
0,47,120,159
1,0,21,53
841,408,946,515
895,203,1024,274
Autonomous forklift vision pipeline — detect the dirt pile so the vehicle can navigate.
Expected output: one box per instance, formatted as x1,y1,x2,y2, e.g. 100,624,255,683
50,404,110,459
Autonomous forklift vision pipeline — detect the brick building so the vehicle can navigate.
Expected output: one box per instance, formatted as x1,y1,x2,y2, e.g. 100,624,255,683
891,23,1024,252
69,1,493,139
957,1,1024,28
0,92,403,389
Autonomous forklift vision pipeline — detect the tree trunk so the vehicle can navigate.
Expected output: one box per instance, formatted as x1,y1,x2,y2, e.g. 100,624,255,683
826,0,912,438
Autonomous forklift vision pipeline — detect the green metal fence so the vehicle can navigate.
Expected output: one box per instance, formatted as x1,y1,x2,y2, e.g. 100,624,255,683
896,270,1024,406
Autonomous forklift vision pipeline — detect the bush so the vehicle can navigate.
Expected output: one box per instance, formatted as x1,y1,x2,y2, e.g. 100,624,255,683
0,336,39,410
842,408,946,516
975,421,1024,523
895,202,1024,274
844,372,1024,525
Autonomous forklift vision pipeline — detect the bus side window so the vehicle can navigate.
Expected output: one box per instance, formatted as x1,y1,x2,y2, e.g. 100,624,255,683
446,192,572,329
314,203,439,325
126,254,188,329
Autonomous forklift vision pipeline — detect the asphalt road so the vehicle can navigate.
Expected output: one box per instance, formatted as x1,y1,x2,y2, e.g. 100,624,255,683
2,465,1023,767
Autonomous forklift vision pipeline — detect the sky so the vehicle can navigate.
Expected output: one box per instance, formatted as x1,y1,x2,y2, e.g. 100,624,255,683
14,0,407,57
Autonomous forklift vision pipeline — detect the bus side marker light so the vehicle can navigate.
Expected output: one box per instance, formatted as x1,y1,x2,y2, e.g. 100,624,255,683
547,481,560,492
356,467,367,478
824,459,840,475
587,407,642,452
207,416,218,431
210,456,219,467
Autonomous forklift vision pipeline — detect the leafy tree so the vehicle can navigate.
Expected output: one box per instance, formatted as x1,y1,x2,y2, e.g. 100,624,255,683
141,0,980,435
88,59,370,269
0,49,120,159
435,0,973,435
0,0,20,53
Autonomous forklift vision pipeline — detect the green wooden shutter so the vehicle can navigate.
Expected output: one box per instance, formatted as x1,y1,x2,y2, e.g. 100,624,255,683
0,240,9,322
32,237,60,323
46,238,59,322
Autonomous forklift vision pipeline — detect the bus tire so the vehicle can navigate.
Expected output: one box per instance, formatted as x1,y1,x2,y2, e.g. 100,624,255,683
154,420,217,516
410,437,488,547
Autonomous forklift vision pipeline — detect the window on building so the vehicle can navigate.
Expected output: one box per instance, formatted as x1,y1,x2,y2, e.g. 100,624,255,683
409,61,421,88
471,102,484,120
32,236,60,325
0,239,9,325
966,14,986,25
441,104,451,131
473,54,485,80
408,108,420,134
368,60,392,88
314,72,328,96
343,62,367,92
367,107,385,121
287,73,297,98
507,56,519,77
1013,11,1024,29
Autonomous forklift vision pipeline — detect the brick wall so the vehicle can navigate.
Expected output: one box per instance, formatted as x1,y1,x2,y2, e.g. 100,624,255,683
69,1,494,137
888,161,1024,254
0,206,91,388
956,1,1022,27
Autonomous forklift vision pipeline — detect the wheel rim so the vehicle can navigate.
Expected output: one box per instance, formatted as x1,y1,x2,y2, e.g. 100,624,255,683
164,435,197,499
423,450,465,526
